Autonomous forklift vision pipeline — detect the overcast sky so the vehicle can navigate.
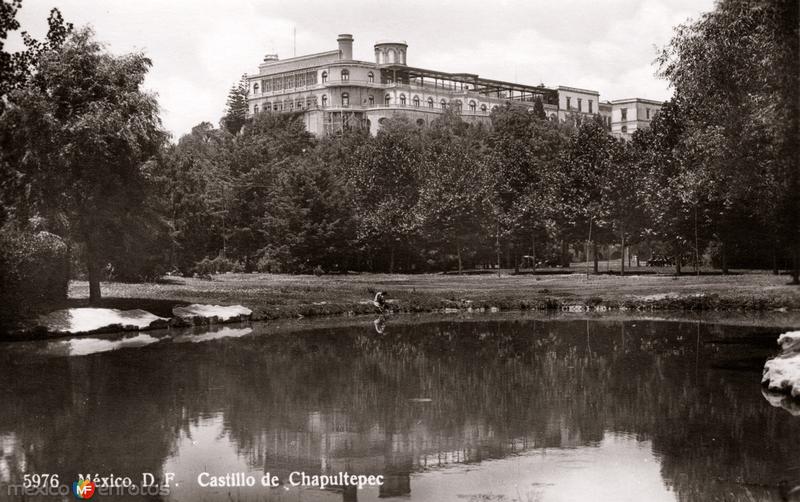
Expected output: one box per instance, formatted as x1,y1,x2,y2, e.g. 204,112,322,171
7,0,716,140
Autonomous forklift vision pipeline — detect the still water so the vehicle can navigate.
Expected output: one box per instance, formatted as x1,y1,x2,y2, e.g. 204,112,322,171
0,315,798,501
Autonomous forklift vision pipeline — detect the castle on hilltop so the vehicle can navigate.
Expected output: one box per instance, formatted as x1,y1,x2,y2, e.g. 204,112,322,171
246,34,663,138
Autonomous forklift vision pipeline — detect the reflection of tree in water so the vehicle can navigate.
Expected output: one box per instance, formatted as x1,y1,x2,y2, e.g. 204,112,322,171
0,319,797,501
0,352,185,491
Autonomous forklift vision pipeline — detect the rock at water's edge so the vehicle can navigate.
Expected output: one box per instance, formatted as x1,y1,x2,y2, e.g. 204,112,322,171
172,304,252,325
37,308,169,335
763,353,800,398
762,331,800,399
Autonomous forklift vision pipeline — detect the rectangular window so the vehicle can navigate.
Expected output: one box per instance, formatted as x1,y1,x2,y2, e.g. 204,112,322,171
264,79,272,92
274,77,282,91
284,75,293,89
588,100,593,114
307,71,317,85
577,98,582,112
646,108,651,119
621,108,627,120
566,97,571,110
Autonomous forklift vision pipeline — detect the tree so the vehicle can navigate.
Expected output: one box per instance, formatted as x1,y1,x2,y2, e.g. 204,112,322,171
658,0,800,279
0,27,167,302
221,74,249,135
416,112,491,273
488,103,567,271
558,118,617,273
259,156,356,273
346,116,423,272
600,139,633,275
1,3,72,227
1,2,72,107
157,122,232,271
531,97,547,121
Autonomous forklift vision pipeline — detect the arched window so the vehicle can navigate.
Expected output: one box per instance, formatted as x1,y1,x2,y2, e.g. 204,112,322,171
321,71,328,83
413,95,420,107
385,94,391,106
480,104,487,113
621,125,628,134
342,92,349,107
469,100,476,112
368,95,374,106
428,97,434,108
440,99,447,109
253,83,259,93
296,99,303,109
322,95,328,107
399,94,406,106
341,69,349,81
368,72,374,84
254,104,259,113
455,100,462,112
265,102,271,111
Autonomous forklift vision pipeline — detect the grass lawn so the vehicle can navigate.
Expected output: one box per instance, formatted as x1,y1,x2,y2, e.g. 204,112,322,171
61,267,800,322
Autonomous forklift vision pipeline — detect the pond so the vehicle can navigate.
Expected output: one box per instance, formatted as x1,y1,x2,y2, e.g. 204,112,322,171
0,314,798,501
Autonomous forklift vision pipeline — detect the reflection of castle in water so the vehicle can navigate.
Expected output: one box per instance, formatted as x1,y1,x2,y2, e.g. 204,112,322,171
237,406,590,500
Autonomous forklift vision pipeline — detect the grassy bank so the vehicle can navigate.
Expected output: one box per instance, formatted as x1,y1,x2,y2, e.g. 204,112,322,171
61,269,800,320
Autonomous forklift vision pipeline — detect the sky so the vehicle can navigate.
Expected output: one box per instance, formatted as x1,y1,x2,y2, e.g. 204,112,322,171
7,0,716,140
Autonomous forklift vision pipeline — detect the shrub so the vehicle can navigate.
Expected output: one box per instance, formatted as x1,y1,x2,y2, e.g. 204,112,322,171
193,255,244,275
0,229,70,316
256,251,285,273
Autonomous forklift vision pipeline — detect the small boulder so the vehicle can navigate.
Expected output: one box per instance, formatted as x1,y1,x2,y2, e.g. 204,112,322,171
762,331,800,399
172,304,252,325
37,308,168,335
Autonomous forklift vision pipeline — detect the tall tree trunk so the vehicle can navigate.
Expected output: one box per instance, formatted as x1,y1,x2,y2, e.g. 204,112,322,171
531,231,537,275
620,232,625,277
592,241,599,274
389,246,395,274
561,240,570,268
495,221,501,276
694,203,700,276
721,240,728,275
86,239,102,305
457,246,462,275
586,218,594,278
675,252,682,276
773,238,779,275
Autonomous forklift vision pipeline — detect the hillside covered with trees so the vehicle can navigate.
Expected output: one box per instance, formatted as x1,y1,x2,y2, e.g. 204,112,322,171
0,0,798,317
